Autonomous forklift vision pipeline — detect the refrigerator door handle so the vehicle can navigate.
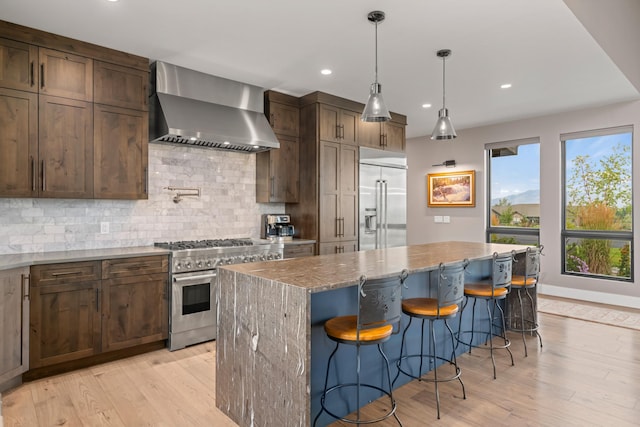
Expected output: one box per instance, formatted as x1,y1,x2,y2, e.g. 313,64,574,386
382,180,388,249
375,179,383,249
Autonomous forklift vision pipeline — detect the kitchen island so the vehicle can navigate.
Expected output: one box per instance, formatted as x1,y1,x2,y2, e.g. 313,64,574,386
216,241,530,427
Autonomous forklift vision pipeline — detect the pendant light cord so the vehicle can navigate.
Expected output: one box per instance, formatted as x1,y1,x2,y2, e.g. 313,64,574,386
374,21,379,84
442,55,446,109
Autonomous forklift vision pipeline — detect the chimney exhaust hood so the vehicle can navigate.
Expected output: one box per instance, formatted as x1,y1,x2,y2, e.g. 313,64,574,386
149,61,279,153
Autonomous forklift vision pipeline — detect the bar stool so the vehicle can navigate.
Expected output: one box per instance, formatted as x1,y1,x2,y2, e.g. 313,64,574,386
457,252,514,379
510,245,544,356
313,270,408,427
393,261,467,419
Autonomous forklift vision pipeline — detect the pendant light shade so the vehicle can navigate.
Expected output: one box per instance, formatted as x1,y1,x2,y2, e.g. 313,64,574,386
431,49,457,140
362,11,391,122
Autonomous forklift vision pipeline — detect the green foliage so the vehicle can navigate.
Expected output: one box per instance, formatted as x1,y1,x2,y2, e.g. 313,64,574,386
618,243,631,278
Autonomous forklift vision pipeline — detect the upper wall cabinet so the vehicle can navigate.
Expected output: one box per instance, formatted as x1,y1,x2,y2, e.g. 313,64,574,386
0,38,38,92
257,90,300,203
319,104,358,145
359,113,407,152
0,20,149,200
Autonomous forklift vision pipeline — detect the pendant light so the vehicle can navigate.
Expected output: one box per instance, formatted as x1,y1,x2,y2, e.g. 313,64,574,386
361,10,391,122
431,49,457,140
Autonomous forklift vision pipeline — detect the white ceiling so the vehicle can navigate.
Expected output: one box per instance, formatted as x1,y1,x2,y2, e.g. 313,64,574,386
3,0,638,139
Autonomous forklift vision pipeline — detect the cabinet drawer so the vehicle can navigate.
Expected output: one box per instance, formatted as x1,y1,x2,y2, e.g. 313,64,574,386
102,255,168,279
31,261,101,285
284,244,315,259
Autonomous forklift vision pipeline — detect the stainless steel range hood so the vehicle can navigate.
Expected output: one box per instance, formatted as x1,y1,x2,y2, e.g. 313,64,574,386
149,61,279,152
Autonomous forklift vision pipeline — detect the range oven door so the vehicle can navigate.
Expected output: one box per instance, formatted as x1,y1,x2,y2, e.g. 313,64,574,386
170,270,217,351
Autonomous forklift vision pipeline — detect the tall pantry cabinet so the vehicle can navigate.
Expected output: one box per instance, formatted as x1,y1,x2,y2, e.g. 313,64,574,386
286,92,360,255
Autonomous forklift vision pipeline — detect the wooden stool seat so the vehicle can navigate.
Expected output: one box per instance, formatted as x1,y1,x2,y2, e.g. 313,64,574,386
464,283,508,298
510,275,537,287
402,298,459,317
324,315,393,342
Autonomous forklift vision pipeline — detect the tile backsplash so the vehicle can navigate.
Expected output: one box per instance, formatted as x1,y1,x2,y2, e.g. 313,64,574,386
0,144,283,255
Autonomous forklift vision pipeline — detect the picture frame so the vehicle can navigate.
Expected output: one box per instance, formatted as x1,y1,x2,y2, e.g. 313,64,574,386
427,170,475,207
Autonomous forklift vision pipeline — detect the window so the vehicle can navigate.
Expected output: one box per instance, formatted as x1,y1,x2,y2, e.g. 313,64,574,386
486,138,540,245
562,126,633,281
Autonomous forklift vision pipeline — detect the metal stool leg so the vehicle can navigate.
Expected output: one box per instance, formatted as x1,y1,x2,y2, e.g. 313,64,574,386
496,300,514,367
516,288,528,356
526,288,543,348
313,342,340,427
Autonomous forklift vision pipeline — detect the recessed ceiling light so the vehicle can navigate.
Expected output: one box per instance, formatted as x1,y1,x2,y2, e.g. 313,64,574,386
500,83,512,89
107,0,119,2
321,69,332,76
422,103,432,109
223,141,230,145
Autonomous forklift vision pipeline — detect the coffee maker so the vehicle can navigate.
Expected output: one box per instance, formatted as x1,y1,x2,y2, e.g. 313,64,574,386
262,214,295,241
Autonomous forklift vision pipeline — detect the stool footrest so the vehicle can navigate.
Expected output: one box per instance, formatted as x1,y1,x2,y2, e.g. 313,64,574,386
320,383,397,425
457,330,511,350
396,354,462,383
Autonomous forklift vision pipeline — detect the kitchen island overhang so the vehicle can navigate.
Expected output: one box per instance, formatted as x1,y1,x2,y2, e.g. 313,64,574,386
216,241,532,427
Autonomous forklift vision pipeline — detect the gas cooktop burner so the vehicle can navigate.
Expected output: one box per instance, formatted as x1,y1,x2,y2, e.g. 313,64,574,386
155,238,254,251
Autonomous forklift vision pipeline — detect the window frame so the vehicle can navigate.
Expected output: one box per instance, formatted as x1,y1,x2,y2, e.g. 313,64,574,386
485,137,540,245
560,125,634,282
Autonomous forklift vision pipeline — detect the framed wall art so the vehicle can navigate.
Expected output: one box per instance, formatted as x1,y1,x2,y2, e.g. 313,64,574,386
427,170,475,207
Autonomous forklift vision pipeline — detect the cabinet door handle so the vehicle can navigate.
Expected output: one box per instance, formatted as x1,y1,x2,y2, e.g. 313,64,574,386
335,217,340,237
340,124,345,139
143,166,148,194
21,274,30,301
96,289,100,312
31,156,36,192
51,270,82,277
335,124,341,139
340,218,345,237
41,160,45,191
270,113,275,127
383,134,388,148
40,63,45,89
30,62,35,87
270,176,275,197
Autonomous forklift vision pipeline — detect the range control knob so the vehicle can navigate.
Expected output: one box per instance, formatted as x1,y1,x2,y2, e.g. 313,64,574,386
259,255,266,261
225,258,233,265
175,263,182,270
206,260,213,268
185,261,192,269
243,256,250,263
196,261,203,268
274,253,282,259
267,254,274,260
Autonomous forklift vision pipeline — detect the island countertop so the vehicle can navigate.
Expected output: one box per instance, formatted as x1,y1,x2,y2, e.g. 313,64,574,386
216,241,532,427
220,240,529,292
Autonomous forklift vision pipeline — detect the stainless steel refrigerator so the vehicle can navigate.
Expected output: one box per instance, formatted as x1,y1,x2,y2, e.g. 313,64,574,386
359,147,407,250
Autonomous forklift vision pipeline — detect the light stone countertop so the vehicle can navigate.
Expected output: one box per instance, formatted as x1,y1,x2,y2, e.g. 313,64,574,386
0,246,171,271
221,241,530,293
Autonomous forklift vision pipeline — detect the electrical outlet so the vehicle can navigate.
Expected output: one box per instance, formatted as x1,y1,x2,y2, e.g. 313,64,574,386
434,216,443,223
100,222,109,234
443,216,451,223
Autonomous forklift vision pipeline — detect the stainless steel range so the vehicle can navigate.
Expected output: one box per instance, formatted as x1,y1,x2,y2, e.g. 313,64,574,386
155,238,284,351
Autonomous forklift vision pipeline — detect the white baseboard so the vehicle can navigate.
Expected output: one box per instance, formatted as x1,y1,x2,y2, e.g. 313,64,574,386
539,283,640,309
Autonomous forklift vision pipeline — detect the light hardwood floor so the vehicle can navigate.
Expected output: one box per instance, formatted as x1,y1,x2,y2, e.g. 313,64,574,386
2,310,640,426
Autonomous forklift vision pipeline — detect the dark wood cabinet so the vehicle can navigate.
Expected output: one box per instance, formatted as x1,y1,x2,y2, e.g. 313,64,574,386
93,104,148,199
39,48,93,101
358,113,406,152
0,267,29,390
29,255,168,373
29,262,102,369
257,91,299,203
38,95,93,198
286,92,361,255
265,96,298,137
319,141,358,243
94,61,148,111
101,256,168,352
318,241,358,255
319,104,358,145
0,20,149,200
0,88,38,197
0,37,38,92
283,243,315,259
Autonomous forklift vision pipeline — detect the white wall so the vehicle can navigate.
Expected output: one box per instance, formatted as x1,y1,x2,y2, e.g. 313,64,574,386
0,143,282,254
407,99,640,307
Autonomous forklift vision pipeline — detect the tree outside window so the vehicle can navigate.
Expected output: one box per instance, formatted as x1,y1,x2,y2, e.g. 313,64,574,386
563,129,633,280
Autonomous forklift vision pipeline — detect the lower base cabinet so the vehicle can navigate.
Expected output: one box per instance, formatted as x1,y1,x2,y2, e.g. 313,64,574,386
318,241,358,255
0,267,29,391
29,255,168,372
283,243,315,259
